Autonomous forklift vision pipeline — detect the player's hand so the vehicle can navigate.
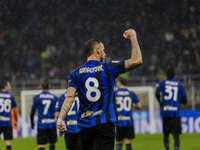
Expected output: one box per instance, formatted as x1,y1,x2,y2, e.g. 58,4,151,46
123,29,137,40
57,118,67,132
14,122,19,129
31,121,35,129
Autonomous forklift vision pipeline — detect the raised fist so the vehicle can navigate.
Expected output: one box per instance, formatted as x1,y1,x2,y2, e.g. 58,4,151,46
123,29,137,40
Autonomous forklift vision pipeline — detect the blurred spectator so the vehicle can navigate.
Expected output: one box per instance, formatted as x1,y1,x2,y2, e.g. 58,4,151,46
0,0,200,80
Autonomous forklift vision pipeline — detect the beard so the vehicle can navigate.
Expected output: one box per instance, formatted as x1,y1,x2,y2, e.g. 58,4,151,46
100,57,105,62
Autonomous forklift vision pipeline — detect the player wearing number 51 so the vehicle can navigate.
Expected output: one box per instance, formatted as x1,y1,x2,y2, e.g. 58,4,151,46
57,29,143,150
155,66,187,150
30,79,58,150
0,80,18,150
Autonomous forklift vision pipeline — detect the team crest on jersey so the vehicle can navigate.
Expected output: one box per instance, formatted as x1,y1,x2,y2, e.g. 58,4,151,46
111,61,120,63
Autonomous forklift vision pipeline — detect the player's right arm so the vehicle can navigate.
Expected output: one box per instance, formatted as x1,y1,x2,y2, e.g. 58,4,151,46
57,87,76,132
123,29,143,72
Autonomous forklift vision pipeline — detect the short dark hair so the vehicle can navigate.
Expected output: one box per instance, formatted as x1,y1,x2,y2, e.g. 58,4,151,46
84,39,101,57
0,80,8,90
118,77,127,85
41,79,50,90
166,66,175,79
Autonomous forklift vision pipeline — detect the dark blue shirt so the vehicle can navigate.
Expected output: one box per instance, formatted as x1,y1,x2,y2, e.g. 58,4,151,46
55,92,79,134
115,88,139,127
68,60,125,130
0,91,17,127
31,91,58,129
156,78,187,117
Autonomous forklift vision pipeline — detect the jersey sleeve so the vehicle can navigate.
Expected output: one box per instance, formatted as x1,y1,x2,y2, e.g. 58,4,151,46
106,60,125,77
131,92,139,103
55,95,64,112
31,96,37,110
67,73,78,89
11,94,17,108
179,84,187,104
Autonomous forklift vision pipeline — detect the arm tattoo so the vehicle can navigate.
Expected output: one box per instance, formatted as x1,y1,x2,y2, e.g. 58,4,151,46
125,35,142,71
58,87,76,120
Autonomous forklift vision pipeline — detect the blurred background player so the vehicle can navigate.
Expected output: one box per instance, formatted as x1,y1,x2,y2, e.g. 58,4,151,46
57,29,143,150
115,77,142,150
155,66,187,150
55,78,80,150
30,79,58,150
0,80,18,150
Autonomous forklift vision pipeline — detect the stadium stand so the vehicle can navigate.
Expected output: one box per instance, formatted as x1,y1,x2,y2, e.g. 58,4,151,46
0,0,200,81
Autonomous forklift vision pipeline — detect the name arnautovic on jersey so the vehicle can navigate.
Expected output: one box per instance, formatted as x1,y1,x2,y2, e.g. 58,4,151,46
79,65,104,74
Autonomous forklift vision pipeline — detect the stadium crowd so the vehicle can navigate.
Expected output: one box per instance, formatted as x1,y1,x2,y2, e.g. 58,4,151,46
0,0,200,80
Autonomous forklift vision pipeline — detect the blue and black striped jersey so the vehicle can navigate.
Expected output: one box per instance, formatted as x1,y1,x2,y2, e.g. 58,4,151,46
31,91,58,129
68,60,125,130
115,88,139,127
0,91,17,127
156,78,187,117
55,92,79,134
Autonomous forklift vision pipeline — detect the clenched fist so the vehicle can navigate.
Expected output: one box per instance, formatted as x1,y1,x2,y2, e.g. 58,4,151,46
123,29,137,40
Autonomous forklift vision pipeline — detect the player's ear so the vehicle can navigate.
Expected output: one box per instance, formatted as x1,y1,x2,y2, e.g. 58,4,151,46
96,48,100,54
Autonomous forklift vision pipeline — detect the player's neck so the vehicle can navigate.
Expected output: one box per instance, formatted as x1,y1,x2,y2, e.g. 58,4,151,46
42,90,49,92
87,54,100,61
1,89,8,92
118,85,126,89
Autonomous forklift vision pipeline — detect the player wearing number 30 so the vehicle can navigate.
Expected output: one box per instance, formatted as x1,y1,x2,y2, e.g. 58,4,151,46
57,29,143,150
30,80,58,150
115,77,142,150
155,66,187,150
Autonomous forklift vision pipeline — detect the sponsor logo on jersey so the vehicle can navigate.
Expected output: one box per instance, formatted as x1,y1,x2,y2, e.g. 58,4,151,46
67,120,77,125
118,115,130,120
111,61,120,63
163,105,177,111
81,110,103,118
79,65,104,74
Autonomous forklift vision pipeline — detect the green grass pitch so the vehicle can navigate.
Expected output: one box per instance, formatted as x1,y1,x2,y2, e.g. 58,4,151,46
0,133,199,150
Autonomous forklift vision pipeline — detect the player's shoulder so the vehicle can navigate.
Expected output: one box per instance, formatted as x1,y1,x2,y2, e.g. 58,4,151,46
106,60,123,65
70,62,88,74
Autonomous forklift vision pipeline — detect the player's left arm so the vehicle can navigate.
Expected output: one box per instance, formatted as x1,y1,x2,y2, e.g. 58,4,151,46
123,29,143,72
11,96,18,127
13,107,18,127
57,87,77,132
132,92,142,110
133,102,142,110
179,84,187,105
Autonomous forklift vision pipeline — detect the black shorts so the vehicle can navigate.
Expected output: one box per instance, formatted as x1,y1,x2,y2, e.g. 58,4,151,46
116,126,135,141
79,123,115,150
37,128,57,145
64,133,80,150
0,127,13,140
162,116,182,135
